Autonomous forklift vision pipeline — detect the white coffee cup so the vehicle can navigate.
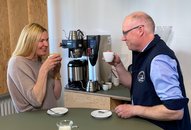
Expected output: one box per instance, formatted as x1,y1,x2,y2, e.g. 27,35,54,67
103,52,114,62
105,82,112,89
102,84,109,91
112,77,119,86
48,53,60,58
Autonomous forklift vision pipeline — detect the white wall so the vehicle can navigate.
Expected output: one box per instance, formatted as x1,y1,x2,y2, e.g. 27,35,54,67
47,0,191,111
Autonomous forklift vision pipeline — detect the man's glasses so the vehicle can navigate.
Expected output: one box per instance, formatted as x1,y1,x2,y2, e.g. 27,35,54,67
122,25,144,36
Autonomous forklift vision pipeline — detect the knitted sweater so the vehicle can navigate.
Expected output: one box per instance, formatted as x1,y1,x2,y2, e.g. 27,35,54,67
7,56,57,112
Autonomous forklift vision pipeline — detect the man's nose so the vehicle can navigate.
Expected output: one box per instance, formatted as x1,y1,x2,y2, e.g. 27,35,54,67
121,35,126,41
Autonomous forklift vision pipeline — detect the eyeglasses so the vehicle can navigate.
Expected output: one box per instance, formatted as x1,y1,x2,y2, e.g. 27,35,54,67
122,25,144,36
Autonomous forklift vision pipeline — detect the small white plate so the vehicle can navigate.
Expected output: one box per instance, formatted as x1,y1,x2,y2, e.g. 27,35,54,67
91,110,112,119
47,107,68,116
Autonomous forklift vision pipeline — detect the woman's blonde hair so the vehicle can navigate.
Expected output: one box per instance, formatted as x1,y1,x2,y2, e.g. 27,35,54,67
12,23,47,58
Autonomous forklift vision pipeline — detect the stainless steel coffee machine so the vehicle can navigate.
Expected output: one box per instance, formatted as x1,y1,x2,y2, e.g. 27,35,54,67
61,30,111,92
86,35,111,92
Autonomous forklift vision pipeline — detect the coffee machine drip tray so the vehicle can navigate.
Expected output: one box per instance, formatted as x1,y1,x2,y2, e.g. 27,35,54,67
65,81,86,91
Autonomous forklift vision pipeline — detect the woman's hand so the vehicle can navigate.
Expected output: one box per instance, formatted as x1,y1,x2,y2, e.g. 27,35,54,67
41,53,62,73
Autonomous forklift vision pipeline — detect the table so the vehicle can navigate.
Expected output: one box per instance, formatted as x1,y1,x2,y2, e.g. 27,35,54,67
64,85,131,110
0,108,162,130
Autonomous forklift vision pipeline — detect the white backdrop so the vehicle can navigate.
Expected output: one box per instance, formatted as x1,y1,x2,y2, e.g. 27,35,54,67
47,0,191,111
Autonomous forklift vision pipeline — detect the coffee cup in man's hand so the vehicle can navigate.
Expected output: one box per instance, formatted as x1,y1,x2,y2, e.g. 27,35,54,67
103,52,114,62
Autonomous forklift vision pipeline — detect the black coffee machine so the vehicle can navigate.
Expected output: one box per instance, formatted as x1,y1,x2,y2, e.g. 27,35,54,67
86,35,112,92
61,30,88,90
61,30,111,91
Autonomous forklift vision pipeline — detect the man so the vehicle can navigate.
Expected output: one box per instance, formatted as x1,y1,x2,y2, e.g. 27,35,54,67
109,11,191,130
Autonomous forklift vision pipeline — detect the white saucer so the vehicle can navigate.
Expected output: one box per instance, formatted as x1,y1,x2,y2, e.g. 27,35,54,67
91,110,112,119
47,107,68,116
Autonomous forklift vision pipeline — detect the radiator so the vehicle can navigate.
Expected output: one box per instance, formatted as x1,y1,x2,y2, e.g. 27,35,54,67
0,97,16,116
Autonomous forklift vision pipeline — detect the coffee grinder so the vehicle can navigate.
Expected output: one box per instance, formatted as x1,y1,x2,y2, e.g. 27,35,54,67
61,30,88,90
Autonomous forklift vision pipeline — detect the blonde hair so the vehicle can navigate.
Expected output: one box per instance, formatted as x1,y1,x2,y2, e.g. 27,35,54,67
12,23,47,58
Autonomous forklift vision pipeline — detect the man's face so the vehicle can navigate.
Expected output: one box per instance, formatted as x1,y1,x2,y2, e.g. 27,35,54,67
122,18,143,51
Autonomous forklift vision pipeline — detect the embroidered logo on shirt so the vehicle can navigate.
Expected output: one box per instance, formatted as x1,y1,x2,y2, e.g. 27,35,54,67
137,71,145,83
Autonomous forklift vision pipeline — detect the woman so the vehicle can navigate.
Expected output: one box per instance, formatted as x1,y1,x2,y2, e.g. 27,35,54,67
7,23,62,112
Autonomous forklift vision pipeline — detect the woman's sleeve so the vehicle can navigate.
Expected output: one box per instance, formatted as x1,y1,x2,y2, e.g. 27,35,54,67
8,59,41,107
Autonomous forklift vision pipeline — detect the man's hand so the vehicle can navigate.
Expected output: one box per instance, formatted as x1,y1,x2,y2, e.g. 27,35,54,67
115,104,136,118
108,53,122,67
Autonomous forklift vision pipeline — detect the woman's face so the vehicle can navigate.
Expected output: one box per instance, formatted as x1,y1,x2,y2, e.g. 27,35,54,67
35,31,49,58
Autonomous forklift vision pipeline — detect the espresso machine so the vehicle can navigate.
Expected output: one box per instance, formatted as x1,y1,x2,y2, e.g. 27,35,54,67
61,30,111,92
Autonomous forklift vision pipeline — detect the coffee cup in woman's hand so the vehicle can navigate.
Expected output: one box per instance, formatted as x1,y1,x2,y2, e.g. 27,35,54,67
48,53,62,71
48,53,60,58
